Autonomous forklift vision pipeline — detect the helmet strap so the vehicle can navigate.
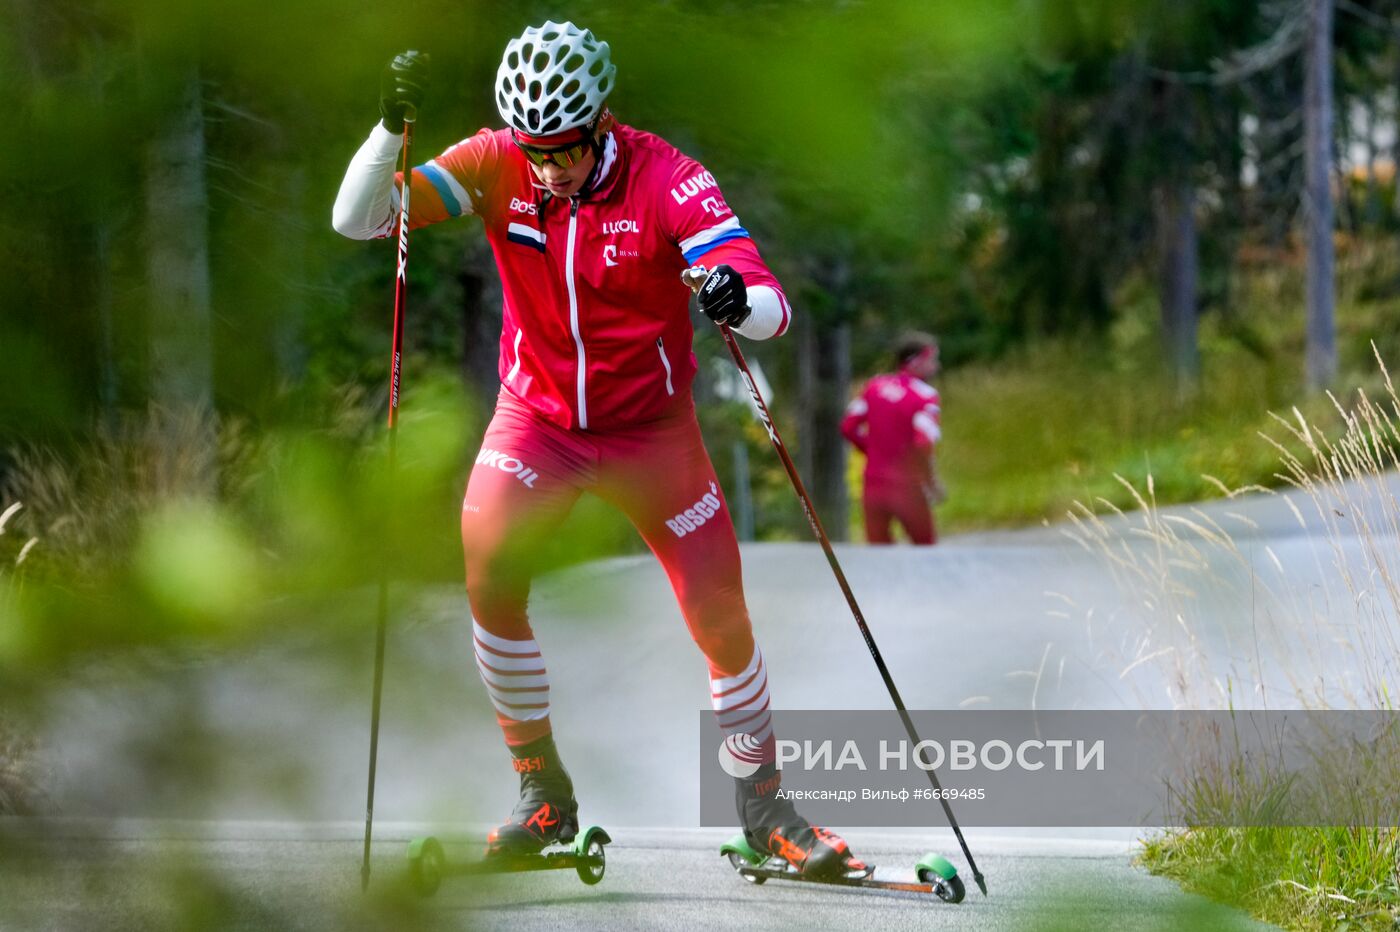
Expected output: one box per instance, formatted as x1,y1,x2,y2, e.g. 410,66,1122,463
576,109,614,198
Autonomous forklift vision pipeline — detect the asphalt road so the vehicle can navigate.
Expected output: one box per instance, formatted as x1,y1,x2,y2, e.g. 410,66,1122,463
1,822,1269,931
12,474,1392,929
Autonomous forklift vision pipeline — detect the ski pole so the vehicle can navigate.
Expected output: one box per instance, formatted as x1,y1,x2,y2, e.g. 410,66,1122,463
361,106,416,893
683,268,988,897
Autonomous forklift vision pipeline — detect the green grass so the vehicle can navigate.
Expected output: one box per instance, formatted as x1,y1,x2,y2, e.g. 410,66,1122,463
1140,828,1400,931
935,340,1292,531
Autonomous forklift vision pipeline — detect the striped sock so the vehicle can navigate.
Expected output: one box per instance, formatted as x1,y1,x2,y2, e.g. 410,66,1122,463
472,619,553,747
710,647,774,761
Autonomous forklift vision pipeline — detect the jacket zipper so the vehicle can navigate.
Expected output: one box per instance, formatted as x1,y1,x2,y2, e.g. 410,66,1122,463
656,337,675,396
565,198,587,429
505,327,524,384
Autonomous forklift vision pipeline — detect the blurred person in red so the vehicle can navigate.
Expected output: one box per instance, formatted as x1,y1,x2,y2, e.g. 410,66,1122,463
840,332,944,545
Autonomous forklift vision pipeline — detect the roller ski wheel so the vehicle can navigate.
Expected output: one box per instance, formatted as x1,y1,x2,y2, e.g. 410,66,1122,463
573,825,609,886
719,834,966,903
916,852,966,904
407,836,447,897
404,826,612,897
720,834,768,885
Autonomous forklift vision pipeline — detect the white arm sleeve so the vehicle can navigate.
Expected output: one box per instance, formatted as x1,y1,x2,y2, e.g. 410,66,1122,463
331,123,405,240
734,284,790,341
913,410,942,444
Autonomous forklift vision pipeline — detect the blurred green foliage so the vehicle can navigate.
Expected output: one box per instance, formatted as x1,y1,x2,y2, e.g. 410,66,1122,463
0,833,447,931
4,0,1400,689
5,0,1324,443
6,6,1399,925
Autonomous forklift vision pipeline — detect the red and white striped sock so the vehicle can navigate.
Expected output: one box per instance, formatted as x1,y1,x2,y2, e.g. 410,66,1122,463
710,647,774,761
472,619,553,747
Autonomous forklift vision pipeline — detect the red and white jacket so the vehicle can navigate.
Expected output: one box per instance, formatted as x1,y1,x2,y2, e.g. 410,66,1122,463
840,370,942,484
333,122,792,431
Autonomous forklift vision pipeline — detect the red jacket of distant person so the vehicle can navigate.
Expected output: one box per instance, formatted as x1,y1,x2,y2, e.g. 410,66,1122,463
841,341,942,544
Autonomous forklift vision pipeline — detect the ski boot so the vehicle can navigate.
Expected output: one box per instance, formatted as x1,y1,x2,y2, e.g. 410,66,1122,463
735,764,867,879
485,734,579,856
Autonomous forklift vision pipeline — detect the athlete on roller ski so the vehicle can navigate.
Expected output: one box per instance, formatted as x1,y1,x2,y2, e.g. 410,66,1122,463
333,21,864,880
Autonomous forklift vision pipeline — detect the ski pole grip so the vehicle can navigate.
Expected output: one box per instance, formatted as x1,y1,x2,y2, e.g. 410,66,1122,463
681,266,708,294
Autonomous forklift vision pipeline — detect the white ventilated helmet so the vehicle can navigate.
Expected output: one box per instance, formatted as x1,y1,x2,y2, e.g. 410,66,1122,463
495,21,616,137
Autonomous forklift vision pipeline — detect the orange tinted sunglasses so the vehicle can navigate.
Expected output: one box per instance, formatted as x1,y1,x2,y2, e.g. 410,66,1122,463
513,136,591,168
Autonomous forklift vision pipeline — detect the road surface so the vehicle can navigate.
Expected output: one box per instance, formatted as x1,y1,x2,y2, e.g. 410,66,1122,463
13,474,1392,929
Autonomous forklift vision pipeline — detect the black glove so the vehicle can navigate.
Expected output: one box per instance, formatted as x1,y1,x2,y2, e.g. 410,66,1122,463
696,264,751,328
379,50,430,134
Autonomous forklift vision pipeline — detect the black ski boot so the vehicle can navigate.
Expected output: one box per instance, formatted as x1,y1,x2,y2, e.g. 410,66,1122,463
736,764,866,879
486,734,579,856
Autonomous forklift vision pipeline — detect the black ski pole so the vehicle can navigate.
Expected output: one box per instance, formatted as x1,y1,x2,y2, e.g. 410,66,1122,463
683,268,988,897
361,105,416,893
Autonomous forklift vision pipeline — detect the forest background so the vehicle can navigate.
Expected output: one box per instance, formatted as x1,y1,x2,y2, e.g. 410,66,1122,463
3,0,1397,582
8,3,1400,927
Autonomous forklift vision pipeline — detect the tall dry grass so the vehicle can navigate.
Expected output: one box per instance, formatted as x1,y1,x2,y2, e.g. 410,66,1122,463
1259,354,1400,705
1061,345,1400,711
1067,347,1400,929
0,406,259,582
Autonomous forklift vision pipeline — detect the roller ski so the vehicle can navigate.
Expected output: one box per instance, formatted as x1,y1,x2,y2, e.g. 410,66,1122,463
406,827,611,897
720,835,965,903
718,765,965,903
406,736,612,896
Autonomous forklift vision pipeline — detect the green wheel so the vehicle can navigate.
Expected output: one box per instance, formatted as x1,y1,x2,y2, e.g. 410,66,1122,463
725,850,766,884
915,852,965,904
406,836,446,898
719,833,768,884
573,826,611,886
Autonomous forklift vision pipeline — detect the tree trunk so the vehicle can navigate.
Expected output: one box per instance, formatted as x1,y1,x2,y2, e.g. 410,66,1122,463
1157,178,1200,394
819,322,851,541
1252,64,1304,249
144,66,215,491
1303,0,1337,391
796,315,816,525
1332,103,1356,235
95,222,118,426
1153,74,1200,395
272,167,309,384
1393,51,1400,219
796,314,850,542
1219,98,1246,313
145,70,213,414
1363,99,1381,226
